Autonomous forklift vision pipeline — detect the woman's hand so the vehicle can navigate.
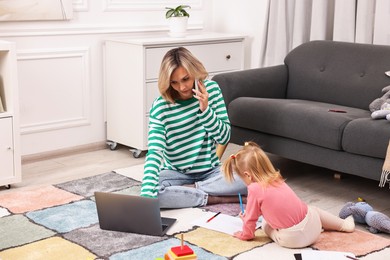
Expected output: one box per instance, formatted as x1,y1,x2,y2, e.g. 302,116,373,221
193,80,208,112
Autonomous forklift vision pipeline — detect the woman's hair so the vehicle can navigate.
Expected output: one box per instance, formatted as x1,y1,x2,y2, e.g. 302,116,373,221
158,47,208,103
222,141,284,186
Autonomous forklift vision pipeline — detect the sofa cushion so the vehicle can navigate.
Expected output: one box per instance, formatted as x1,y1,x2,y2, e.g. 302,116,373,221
229,97,370,150
342,118,390,159
284,41,390,110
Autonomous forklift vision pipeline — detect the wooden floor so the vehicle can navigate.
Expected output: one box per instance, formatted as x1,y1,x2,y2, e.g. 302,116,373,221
5,144,142,191
3,143,390,234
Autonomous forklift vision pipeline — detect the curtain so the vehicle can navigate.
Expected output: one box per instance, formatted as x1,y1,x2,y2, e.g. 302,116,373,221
260,0,379,67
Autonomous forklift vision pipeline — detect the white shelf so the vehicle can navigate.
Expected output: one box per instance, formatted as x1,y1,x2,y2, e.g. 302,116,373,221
0,40,21,188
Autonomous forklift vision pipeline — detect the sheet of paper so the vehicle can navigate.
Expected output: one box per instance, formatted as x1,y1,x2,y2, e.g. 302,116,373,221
301,250,356,260
191,212,262,235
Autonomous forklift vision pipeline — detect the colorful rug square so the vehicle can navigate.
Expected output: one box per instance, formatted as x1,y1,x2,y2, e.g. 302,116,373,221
0,185,83,214
63,223,167,258
110,237,228,260
0,214,55,250
0,207,10,217
312,228,390,257
89,185,142,202
114,184,142,196
232,241,313,260
180,227,272,257
202,203,243,216
26,199,98,233
0,237,96,260
55,171,137,197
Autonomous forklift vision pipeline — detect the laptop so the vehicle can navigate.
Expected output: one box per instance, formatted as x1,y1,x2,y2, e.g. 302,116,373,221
94,192,176,236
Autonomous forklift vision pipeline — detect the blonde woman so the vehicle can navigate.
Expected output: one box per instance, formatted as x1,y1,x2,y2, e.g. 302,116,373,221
140,47,247,208
223,141,355,248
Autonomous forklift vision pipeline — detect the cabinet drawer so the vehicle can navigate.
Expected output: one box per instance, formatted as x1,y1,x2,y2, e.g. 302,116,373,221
146,82,160,114
145,41,243,80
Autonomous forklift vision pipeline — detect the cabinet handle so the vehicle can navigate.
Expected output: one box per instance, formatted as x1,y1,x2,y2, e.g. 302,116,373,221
226,55,231,60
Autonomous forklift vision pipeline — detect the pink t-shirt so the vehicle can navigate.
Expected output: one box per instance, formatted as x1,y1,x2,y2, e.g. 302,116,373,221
236,181,308,240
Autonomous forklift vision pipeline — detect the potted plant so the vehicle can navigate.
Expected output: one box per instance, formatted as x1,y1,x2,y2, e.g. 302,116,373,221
165,5,191,37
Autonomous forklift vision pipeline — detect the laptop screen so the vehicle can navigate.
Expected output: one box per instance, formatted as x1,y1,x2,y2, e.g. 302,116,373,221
94,192,176,236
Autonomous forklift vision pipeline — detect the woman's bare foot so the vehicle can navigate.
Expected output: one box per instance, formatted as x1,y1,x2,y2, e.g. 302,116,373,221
182,184,195,188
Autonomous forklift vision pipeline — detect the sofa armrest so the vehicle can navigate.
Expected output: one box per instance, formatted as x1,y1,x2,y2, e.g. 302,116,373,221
212,65,288,107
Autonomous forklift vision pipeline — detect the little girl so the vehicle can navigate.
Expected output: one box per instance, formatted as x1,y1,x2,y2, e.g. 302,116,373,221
222,142,355,248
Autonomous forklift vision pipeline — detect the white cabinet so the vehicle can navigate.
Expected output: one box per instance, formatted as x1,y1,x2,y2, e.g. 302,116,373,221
104,33,245,157
0,41,21,188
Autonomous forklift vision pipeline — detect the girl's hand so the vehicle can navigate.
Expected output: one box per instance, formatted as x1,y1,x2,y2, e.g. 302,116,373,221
238,211,245,220
233,231,243,239
193,80,208,112
234,231,254,241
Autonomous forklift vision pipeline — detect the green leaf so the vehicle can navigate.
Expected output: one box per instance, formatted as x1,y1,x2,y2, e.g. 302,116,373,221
165,9,175,19
181,10,190,17
179,5,191,9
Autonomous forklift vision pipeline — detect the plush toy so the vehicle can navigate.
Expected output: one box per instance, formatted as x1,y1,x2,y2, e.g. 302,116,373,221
371,102,390,120
369,85,390,120
339,201,390,234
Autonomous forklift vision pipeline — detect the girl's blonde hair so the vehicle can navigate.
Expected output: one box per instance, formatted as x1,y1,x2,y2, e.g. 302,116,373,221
222,141,284,186
158,47,208,103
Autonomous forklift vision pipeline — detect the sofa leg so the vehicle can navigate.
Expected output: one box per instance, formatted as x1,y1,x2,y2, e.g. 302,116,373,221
334,173,342,180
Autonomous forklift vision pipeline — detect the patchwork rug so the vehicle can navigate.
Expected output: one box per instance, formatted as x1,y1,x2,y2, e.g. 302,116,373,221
0,165,389,260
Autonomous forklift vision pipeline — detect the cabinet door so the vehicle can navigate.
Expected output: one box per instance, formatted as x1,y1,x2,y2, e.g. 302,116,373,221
0,117,14,179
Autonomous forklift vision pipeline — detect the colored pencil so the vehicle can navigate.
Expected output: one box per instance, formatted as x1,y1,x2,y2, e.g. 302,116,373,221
238,193,244,214
206,212,221,223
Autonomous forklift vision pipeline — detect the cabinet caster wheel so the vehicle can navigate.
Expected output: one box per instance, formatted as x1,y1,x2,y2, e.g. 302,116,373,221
130,149,142,158
106,141,118,151
5,184,11,189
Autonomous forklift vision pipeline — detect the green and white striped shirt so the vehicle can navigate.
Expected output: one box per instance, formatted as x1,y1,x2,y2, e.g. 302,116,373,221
140,80,231,198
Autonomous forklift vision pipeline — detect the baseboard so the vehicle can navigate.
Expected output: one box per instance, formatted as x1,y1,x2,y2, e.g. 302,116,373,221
21,142,107,164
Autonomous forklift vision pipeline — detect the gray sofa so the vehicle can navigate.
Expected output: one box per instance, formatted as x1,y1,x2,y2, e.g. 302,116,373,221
213,40,390,181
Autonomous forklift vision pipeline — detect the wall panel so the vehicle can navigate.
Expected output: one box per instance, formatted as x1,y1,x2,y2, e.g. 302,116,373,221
18,47,90,134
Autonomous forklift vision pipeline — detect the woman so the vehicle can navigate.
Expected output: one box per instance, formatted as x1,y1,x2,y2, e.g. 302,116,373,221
140,47,247,208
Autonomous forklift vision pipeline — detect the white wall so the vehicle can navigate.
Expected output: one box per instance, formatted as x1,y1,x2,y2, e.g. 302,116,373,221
0,0,214,156
206,0,269,69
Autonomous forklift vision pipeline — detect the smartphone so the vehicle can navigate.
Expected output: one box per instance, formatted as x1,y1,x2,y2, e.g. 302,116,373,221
194,78,199,92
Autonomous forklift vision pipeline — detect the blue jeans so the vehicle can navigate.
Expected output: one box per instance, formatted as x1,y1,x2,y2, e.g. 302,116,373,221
158,167,247,208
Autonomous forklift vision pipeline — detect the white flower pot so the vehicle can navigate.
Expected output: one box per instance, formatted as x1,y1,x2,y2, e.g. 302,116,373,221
168,16,188,37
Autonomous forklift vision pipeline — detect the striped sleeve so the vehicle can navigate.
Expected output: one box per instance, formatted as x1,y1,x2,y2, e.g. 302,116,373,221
140,100,166,198
198,80,231,145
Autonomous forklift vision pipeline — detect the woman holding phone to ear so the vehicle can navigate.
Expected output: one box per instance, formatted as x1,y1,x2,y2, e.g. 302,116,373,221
140,47,247,208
